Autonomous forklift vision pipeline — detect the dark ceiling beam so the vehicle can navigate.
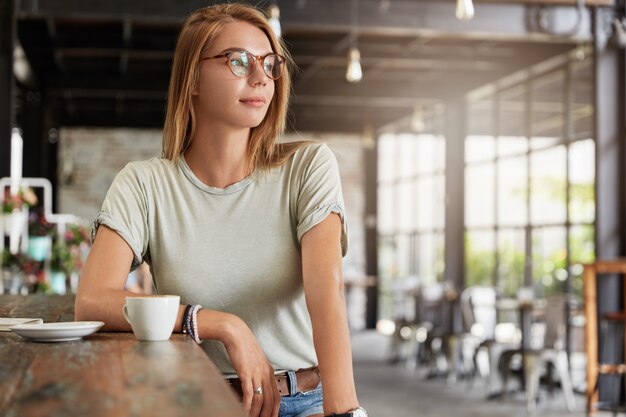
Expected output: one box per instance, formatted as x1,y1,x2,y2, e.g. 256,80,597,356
478,0,612,5
57,111,165,128
48,88,166,100
54,109,397,133
16,0,594,42
292,95,437,108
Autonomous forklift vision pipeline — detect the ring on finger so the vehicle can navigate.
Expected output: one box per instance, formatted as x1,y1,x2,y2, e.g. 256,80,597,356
254,386,263,395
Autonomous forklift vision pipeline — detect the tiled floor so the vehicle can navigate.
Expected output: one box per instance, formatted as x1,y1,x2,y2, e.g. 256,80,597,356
351,330,591,417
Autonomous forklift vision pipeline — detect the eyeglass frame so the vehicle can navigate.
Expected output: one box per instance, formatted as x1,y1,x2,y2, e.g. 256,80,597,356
200,50,286,80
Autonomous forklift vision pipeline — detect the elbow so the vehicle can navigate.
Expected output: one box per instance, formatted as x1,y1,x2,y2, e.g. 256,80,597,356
74,290,96,322
74,294,88,321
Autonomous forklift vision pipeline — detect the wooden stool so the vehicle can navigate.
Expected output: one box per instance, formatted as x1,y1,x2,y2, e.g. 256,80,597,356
585,260,626,415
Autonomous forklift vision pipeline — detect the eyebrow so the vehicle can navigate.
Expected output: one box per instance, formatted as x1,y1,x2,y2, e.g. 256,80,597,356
217,47,273,55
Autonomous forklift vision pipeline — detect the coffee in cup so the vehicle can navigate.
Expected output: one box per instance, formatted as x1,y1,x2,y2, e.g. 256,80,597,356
123,295,180,341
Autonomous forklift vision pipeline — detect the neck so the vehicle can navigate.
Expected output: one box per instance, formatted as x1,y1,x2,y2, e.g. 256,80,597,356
184,122,251,189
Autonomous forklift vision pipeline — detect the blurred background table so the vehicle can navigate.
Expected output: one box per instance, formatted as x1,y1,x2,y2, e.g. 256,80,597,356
0,294,245,417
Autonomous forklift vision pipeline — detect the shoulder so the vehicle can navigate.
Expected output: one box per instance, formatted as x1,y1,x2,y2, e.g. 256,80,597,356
289,142,338,174
117,158,176,182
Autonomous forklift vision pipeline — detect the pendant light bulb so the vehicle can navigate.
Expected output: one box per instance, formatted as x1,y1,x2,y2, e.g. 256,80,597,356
456,0,475,21
268,4,282,38
346,47,363,83
411,105,426,132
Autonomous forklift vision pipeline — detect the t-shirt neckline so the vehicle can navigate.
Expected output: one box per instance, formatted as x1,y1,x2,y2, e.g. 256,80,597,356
177,155,254,195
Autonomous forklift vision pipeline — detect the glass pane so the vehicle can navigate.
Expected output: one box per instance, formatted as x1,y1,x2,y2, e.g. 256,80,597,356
416,233,444,284
498,156,528,226
466,230,495,287
570,225,595,296
532,227,567,296
497,229,525,297
432,174,445,230
468,96,494,138
378,135,396,182
499,85,527,154
416,177,433,232
569,139,595,223
417,134,445,174
433,135,446,172
571,59,593,141
466,164,495,227
498,136,528,157
378,185,394,233
378,236,398,320
466,135,495,164
530,146,567,224
378,235,396,279
395,234,412,278
396,181,414,232
531,71,565,150
397,135,416,179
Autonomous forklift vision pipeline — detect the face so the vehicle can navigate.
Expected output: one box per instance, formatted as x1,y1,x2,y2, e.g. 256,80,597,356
193,21,276,130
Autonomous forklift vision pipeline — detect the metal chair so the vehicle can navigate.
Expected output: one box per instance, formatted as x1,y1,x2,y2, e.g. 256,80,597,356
500,295,575,412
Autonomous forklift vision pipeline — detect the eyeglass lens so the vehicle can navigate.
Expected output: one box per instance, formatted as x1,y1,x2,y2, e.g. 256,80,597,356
228,51,282,79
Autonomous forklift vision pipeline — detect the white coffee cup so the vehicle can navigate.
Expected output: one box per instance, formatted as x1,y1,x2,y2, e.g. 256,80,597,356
123,295,180,341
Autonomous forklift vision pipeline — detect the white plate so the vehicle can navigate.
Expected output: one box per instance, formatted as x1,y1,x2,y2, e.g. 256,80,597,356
10,321,105,342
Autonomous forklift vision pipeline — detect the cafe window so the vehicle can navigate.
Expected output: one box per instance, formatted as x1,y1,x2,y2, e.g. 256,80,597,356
377,121,446,320
464,50,595,298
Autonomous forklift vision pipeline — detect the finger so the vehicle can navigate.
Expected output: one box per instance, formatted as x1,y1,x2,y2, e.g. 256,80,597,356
259,379,274,417
270,375,280,417
248,379,264,417
241,378,253,414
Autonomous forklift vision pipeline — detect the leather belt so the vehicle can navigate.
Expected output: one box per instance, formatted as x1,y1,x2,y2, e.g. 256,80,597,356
227,366,320,398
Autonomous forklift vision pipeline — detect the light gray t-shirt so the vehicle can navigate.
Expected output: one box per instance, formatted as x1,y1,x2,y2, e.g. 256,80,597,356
92,143,348,375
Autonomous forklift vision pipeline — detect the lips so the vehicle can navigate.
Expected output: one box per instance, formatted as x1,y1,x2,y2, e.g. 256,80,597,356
239,96,266,104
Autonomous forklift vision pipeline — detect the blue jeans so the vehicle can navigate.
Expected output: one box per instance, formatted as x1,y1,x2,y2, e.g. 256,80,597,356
278,370,324,417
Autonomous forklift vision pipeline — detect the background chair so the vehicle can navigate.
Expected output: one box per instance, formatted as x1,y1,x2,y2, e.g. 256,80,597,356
500,294,575,412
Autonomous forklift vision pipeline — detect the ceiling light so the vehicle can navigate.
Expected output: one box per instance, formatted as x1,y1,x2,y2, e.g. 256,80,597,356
456,0,474,21
346,47,363,83
268,4,281,38
362,124,375,149
13,43,33,85
411,105,426,132
346,0,362,83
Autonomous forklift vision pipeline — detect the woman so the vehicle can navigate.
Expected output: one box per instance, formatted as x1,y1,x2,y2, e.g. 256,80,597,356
75,4,367,417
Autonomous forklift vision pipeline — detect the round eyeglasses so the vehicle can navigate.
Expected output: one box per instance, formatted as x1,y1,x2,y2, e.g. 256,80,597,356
200,50,285,80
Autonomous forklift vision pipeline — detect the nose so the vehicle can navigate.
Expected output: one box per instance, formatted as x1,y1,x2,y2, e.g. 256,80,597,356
248,59,268,86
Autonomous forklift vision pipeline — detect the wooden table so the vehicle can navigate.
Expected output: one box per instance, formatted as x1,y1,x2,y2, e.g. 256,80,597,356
0,295,245,417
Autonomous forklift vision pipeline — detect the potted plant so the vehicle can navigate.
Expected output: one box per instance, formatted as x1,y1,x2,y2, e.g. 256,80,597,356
27,209,54,262
50,224,90,294
2,187,37,237
1,248,33,294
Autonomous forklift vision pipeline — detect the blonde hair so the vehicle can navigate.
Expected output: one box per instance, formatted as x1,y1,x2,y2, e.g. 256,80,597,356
162,3,306,170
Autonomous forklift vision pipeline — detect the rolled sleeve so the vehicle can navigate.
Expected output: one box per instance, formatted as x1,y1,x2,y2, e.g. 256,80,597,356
295,144,348,256
91,163,150,270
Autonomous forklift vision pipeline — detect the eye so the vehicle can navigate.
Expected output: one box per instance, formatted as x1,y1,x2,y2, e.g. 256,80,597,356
229,57,245,67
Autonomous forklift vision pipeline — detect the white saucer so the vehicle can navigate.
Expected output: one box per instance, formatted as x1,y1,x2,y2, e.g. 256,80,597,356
10,321,105,342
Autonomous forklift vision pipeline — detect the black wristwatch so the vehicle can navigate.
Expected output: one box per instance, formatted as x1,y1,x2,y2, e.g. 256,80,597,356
326,407,368,417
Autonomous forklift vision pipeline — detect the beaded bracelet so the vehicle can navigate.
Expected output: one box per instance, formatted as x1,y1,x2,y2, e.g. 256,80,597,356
182,304,192,335
190,304,202,344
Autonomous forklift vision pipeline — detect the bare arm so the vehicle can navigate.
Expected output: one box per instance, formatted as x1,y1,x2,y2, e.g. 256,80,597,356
301,213,359,415
75,225,229,338
75,225,280,417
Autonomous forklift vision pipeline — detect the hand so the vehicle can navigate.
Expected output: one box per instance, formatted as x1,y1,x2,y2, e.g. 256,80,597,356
223,316,280,417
